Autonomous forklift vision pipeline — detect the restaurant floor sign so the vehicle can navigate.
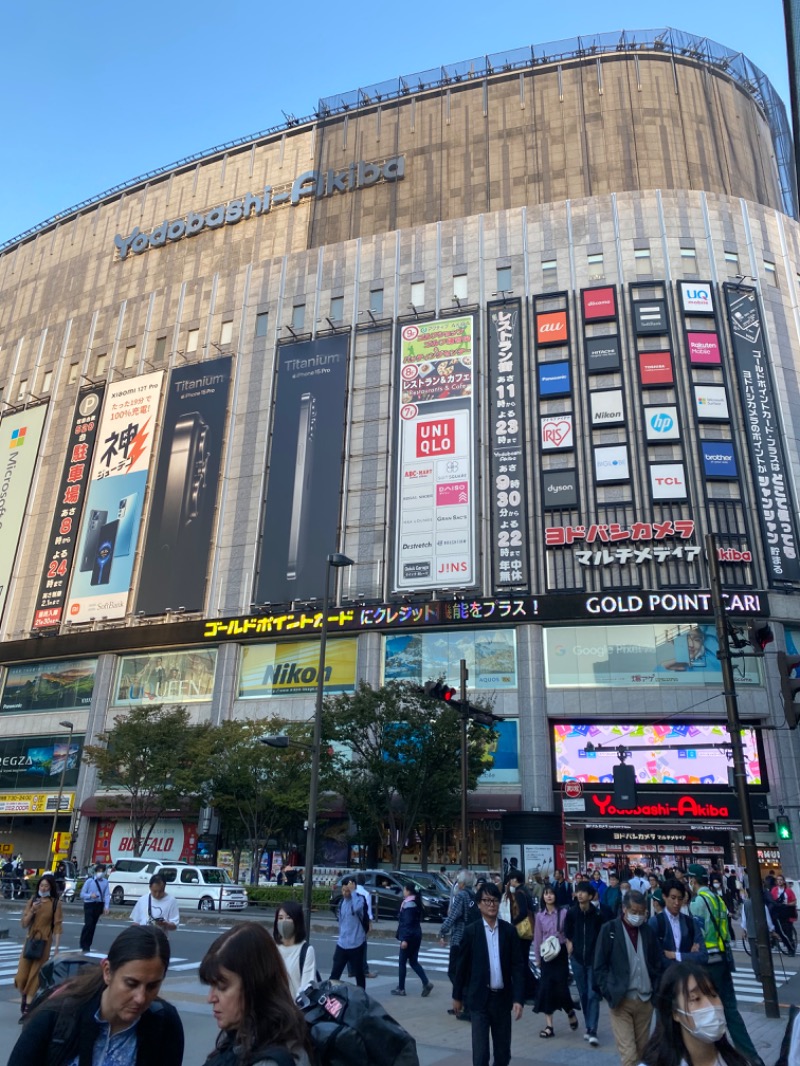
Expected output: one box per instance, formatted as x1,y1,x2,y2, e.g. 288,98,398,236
560,790,769,822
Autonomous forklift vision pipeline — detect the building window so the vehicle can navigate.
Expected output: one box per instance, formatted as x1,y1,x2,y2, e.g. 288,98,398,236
330,296,344,322
453,273,468,300
680,247,696,258
41,370,53,393
542,259,557,272
634,248,651,259
587,253,604,267
68,363,78,385
220,321,233,345
724,251,740,271
255,312,269,338
291,303,306,330
369,287,384,315
495,266,512,293
16,379,27,402
95,353,109,376
153,337,167,363
764,260,777,284
410,281,425,308
124,345,137,369
186,329,199,353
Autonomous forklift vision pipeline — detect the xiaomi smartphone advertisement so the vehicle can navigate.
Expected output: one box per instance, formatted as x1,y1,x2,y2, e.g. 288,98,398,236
254,336,349,604
136,358,232,615
32,385,105,628
67,372,163,622
0,405,48,623
393,315,476,591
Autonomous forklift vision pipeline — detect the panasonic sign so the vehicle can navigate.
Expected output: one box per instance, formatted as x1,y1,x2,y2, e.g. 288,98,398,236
114,156,405,259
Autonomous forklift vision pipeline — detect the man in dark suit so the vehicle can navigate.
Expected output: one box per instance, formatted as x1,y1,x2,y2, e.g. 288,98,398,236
649,877,707,974
452,880,525,1066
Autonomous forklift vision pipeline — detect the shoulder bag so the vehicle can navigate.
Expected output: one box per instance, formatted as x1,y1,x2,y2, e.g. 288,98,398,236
24,899,56,960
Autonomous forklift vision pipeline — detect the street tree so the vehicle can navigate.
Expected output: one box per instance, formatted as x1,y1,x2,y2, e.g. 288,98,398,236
83,704,211,857
323,681,495,869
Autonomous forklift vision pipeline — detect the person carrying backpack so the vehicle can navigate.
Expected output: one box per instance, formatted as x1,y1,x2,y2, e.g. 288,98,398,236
439,869,479,1020
649,878,707,976
330,876,368,989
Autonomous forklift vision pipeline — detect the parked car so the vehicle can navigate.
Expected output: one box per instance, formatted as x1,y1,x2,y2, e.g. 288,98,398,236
329,869,448,922
108,860,247,911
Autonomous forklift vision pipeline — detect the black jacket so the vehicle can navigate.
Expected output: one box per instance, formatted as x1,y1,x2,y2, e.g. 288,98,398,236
563,902,607,966
8,988,184,1066
396,898,423,941
593,918,661,1009
453,917,526,1011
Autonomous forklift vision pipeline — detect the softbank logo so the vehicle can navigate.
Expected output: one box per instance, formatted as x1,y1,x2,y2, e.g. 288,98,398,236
115,156,405,259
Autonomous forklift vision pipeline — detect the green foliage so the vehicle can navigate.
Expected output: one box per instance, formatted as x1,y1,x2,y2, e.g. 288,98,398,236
322,681,496,869
244,885,331,908
83,704,212,858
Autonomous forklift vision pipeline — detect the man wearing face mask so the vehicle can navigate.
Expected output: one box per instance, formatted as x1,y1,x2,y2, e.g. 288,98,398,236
593,890,661,1066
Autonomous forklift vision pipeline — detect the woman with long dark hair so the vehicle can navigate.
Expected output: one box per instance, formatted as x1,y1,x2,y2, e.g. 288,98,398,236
532,885,578,1038
392,882,433,997
639,961,754,1066
201,922,312,1065
14,872,63,1019
273,899,317,998
8,924,183,1065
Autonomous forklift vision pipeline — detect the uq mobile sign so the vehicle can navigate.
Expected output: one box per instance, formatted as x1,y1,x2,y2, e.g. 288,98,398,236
115,156,405,259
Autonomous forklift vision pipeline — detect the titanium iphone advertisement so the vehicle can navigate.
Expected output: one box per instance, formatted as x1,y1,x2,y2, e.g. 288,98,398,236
32,386,105,628
67,371,163,622
254,336,349,604
393,315,476,591
137,357,232,615
0,404,48,624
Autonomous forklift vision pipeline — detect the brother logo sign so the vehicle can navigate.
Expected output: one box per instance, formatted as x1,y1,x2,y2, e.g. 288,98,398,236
115,156,405,259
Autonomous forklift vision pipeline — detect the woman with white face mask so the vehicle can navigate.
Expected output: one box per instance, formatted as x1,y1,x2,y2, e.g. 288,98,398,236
272,900,317,998
638,961,754,1066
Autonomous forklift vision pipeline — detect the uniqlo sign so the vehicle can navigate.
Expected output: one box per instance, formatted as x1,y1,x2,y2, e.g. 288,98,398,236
417,418,455,456
536,310,568,346
583,287,616,321
639,351,674,386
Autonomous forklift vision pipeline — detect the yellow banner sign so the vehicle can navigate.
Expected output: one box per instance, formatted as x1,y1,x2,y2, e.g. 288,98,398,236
0,792,74,815
239,639,357,697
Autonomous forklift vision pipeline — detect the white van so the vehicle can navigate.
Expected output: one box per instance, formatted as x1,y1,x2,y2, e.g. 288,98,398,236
108,860,248,911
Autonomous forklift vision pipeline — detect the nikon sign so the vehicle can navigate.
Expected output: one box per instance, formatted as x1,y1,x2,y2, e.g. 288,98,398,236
115,156,405,259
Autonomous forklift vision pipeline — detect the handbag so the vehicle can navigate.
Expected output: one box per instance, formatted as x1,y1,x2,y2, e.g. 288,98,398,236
516,915,534,940
24,936,46,960
540,934,561,962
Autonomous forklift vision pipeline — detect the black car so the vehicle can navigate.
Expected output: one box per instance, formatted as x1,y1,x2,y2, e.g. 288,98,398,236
329,869,449,922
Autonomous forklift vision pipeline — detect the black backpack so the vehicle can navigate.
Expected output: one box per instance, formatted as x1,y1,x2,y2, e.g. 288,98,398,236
264,981,419,1066
463,888,481,927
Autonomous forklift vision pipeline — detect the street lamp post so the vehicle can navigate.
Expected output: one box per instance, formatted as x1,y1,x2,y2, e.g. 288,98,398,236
47,720,74,872
304,552,353,939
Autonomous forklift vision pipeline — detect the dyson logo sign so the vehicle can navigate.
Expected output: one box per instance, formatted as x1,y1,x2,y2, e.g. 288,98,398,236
115,156,405,259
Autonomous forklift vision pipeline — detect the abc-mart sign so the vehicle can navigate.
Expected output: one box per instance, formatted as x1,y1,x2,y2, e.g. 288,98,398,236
115,156,405,259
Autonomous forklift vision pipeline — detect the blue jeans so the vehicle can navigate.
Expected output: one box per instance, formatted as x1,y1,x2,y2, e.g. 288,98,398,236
398,934,429,990
570,958,600,1035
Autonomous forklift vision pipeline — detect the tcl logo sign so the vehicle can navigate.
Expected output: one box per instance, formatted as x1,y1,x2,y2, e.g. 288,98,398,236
536,311,568,346
655,477,682,486
416,419,455,456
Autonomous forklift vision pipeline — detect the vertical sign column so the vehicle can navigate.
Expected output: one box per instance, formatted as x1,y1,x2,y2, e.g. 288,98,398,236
394,316,476,591
488,301,528,588
66,372,163,622
32,386,105,628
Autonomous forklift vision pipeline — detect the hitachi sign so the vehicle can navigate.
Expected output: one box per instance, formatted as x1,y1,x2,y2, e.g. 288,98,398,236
114,156,405,259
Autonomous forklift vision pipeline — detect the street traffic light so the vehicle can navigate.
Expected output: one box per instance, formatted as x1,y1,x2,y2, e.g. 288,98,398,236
466,705,500,726
424,680,457,703
747,623,774,656
777,651,800,729
777,814,793,840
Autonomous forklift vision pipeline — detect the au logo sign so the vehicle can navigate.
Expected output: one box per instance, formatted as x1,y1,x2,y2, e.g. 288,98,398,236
536,311,568,346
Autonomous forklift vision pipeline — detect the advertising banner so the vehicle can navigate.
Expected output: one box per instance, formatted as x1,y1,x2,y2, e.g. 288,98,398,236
644,406,680,441
480,720,519,783
694,385,729,421
255,336,349,604
0,658,96,713
0,733,82,790
32,387,105,628
536,310,568,347
590,390,625,426
724,285,800,583
67,372,163,621
0,792,74,815
543,622,762,687
702,442,737,479
564,790,768,822
650,463,688,501
687,332,721,365
639,351,673,386
538,361,571,397
393,316,476,591
0,404,48,622
586,336,621,373
634,300,668,334
540,414,573,451
239,638,357,697
114,649,217,705
594,445,629,483
542,470,579,509
92,818,197,864
383,628,517,689
680,282,714,314
487,303,528,587
583,287,616,322
137,357,232,615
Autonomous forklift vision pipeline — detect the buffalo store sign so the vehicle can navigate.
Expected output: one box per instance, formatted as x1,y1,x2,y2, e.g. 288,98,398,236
239,638,357,697
32,386,105,629
487,302,528,587
724,284,800,584
137,358,232,616
562,789,769,823
115,157,405,259
0,733,82,791
254,336,349,604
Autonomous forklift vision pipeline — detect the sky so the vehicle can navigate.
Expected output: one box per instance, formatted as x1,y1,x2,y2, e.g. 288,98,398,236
0,1,792,246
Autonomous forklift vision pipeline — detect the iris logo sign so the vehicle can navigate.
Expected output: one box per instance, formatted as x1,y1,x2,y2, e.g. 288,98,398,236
681,282,714,314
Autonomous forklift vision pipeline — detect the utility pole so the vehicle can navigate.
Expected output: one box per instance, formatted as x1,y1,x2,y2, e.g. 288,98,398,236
460,658,469,868
706,532,779,1018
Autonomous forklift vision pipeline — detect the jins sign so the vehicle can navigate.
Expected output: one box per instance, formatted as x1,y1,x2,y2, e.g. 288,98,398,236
115,156,405,259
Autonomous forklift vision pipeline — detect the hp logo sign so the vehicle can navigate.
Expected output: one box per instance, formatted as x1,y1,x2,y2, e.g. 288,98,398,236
650,412,674,433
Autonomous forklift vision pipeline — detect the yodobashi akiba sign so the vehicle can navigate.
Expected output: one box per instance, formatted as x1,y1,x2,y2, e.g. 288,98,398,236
115,156,405,259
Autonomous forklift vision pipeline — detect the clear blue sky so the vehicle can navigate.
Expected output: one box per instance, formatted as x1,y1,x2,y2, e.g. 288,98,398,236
0,0,791,245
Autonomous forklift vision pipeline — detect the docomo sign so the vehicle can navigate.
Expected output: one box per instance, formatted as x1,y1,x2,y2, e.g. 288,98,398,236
115,156,405,259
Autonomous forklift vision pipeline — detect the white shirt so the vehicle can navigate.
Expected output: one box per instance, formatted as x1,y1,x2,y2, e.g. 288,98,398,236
665,909,684,961
482,918,503,989
129,890,180,928
355,884,374,921
278,941,317,998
